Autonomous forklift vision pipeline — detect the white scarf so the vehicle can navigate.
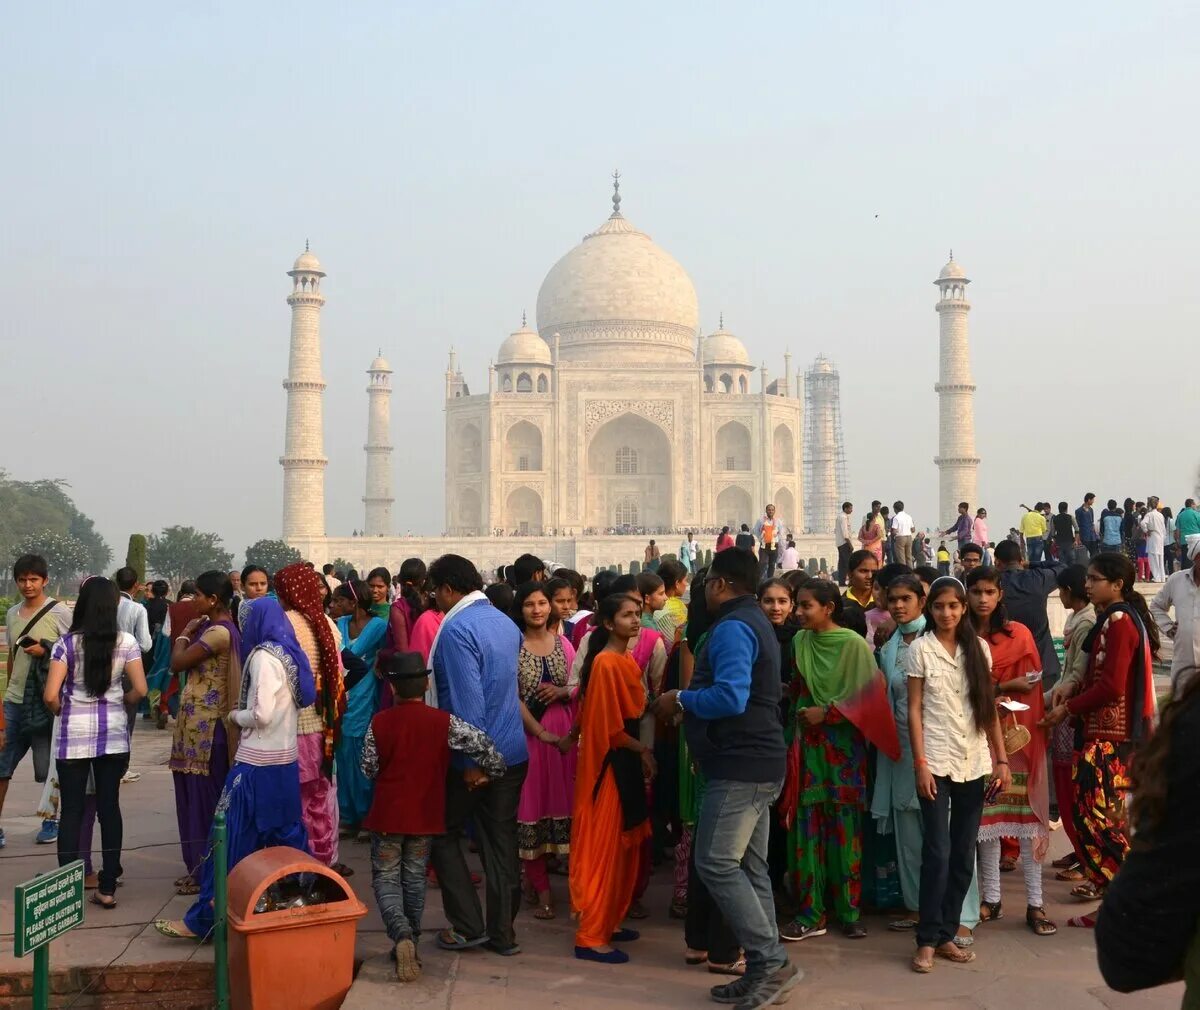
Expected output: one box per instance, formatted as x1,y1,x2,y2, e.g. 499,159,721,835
424,590,489,708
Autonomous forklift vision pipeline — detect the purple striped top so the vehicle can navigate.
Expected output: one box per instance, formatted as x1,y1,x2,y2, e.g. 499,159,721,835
51,632,141,760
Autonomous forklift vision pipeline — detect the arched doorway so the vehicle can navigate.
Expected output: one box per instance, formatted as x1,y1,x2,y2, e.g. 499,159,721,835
773,487,795,529
458,487,481,532
716,421,751,472
459,424,482,474
586,413,672,531
716,485,753,531
505,487,543,535
772,424,795,473
505,420,543,471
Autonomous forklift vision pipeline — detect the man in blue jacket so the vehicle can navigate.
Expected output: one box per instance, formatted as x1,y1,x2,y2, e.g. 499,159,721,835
654,548,799,1009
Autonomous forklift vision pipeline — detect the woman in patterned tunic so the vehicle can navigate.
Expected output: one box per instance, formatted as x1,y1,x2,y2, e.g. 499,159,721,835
513,581,577,919
167,570,240,895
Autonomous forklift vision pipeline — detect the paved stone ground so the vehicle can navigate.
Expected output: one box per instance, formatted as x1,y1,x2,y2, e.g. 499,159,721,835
0,721,1183,1008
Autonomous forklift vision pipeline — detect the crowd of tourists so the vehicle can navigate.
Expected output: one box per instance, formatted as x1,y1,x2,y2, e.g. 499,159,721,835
2,491,1199,1007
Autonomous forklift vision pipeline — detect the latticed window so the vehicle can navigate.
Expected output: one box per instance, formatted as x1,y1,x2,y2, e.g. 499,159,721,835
725,456,736,471
615,497,639,526
615,446,638,474
518,455,530,472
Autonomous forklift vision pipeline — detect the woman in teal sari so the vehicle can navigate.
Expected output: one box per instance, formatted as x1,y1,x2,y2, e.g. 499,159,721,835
333,581,387,831
870,575,980,941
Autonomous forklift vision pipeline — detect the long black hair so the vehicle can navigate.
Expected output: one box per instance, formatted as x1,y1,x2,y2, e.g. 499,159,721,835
195,570,234,610
344,578,373,615
397,557,428,618
1089,552,1160,657
71,577,120,698
578,593,637,698
964,567,1013,639
922,577,996,732
685,567,713,654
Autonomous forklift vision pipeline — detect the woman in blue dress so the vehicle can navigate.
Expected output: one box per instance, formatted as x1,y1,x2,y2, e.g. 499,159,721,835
333,581,387,831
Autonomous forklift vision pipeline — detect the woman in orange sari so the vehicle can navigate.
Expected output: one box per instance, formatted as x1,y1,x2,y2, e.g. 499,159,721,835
569,593,655,964
965,568,1054,936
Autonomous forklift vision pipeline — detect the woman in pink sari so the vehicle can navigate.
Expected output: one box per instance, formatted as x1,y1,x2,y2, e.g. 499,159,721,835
513,582,578,919
859,512,884,563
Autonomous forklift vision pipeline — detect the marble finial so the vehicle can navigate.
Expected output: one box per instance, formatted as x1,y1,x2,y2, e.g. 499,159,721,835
611,170,621,216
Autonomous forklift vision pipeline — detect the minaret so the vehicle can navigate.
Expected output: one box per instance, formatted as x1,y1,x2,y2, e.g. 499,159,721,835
933,251,980,528
363,351,394,536
803,355,845,537
281,243,328,540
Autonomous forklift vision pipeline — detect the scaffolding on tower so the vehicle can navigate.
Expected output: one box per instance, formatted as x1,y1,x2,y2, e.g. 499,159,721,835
802,355,848,536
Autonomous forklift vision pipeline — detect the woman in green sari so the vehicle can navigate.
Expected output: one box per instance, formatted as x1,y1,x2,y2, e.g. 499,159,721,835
779,581,898,943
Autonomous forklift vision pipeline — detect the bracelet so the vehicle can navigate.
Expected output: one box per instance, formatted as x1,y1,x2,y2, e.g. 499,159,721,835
176,636,190,645
994,759,1009,765
913,757,928,767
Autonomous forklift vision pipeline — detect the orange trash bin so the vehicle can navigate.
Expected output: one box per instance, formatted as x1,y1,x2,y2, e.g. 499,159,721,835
226,846,368,1010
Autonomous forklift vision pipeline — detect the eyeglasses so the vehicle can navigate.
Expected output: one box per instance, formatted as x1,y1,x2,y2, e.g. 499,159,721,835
1084,574,1110,583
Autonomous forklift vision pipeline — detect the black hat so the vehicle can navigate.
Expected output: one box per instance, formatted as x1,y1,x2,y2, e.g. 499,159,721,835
380,652,429,682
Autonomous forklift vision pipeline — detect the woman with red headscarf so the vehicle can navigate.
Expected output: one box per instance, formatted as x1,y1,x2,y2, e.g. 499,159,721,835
273,563,347,871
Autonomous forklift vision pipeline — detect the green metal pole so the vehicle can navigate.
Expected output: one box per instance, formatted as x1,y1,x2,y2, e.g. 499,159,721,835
214,812,229,1010
32,945,48,1010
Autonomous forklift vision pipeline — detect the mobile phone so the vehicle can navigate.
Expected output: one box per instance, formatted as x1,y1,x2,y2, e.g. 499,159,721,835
16,636,37,650
984,778,1003,805
1026,671,1043,684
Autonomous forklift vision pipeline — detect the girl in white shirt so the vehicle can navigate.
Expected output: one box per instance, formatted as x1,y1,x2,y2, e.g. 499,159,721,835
906,577,1009,974
156,597,317,941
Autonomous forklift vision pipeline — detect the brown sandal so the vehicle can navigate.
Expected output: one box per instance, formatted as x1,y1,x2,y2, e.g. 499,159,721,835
533,903,556,920
911,949,935,973
935,944,976,963
1026,906,1057,936
1055,867,1085,881
979,901,1002,922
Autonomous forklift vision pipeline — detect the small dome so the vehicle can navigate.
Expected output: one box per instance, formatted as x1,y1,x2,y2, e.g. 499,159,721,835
291,248,324,274
938,257,966,281
810,353,835,374
369,354,391,372
497,323,552,365
703,325,751,367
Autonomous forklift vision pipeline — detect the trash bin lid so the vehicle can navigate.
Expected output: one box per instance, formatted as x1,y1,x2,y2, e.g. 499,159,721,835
227,846,366,925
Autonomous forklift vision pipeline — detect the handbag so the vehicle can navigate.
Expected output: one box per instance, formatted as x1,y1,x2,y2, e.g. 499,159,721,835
15,599,60,742
1002,710,1031,756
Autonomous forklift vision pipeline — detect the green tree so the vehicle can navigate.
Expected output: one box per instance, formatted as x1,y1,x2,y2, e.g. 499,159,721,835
125,533,147,582
244,539,302,574
147,526,233,590
327,557,353,575
0,470,110,585
12,530,92,593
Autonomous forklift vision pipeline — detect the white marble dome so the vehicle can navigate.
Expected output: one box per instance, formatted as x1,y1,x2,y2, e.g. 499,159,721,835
497,322,552,365
291,248,324,274
938,257,966,280
703,325,751,366
536,190,700,364
369,354,392,372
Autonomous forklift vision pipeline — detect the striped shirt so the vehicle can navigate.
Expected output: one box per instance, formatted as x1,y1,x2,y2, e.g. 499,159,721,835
51,632,141,760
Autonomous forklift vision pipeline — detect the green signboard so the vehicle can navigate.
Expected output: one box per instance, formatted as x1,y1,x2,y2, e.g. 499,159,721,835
14,860,85,957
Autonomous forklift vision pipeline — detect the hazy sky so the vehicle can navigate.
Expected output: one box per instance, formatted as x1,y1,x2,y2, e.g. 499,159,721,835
4,3,1196,561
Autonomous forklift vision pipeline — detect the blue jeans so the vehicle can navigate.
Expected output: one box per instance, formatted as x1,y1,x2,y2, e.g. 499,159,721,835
694,778,786,980
0,700,51,782
371,833,432,943
1026,537,1045,563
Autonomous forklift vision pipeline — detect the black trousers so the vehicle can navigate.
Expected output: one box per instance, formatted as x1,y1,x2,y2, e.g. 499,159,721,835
836,542,852,585
57,754,125,896
431,761,528,949
684,831,739,963
916,774,985,949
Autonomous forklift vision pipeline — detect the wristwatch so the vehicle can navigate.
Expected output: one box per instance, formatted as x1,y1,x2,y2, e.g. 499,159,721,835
675,693,685,717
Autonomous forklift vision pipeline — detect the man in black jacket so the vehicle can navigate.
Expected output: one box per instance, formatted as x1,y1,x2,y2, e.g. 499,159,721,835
654,548,800,1009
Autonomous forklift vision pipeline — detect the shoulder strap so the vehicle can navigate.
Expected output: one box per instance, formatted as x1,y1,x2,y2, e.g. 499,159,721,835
17,599,59,642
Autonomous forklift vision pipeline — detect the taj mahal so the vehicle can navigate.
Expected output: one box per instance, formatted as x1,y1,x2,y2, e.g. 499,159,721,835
281,176,979,576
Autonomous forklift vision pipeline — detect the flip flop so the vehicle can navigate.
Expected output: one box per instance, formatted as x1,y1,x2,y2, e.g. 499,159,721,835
1055,867,1085,882
1071,882,1100,900
89,893,117,910
685,949,708,965
533,904,556,920
935,945,976,964
154,920,199,940
911,954,934,974
175,881,200,896
888,919,918,931
436,929,490,951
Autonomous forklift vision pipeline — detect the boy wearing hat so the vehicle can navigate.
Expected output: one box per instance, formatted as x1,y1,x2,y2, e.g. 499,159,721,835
361,652,506,981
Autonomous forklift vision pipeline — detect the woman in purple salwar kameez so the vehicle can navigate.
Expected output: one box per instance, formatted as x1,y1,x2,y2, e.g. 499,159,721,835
167,571,241,895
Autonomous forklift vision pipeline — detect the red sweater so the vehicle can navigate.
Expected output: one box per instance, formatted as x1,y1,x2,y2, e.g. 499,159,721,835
362,702,453,836
1066,610,1143,742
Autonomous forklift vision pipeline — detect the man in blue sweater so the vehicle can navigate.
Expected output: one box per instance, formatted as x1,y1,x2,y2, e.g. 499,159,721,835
654,548,799,1010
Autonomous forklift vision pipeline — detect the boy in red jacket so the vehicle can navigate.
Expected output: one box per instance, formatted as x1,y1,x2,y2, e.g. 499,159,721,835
361,652,505,981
